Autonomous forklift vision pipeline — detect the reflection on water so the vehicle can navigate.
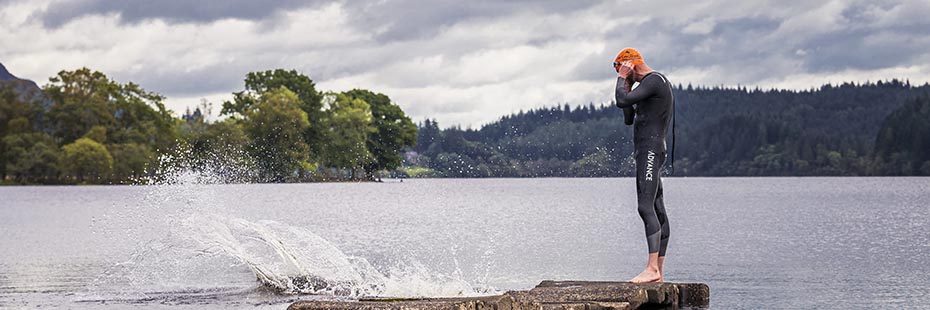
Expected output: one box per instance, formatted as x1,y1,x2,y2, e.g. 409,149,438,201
1,177,929,309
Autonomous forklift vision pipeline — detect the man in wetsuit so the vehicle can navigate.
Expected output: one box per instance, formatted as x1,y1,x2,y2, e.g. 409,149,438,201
613,48,673,283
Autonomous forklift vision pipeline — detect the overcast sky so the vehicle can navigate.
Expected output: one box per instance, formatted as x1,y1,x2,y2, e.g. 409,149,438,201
2,0,929,127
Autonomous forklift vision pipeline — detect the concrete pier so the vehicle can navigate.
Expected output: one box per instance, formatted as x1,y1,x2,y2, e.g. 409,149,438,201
288,280,710,309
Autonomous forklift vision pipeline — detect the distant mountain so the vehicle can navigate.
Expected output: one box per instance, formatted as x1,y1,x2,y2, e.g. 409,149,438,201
0,62,52,110
0,62,17,80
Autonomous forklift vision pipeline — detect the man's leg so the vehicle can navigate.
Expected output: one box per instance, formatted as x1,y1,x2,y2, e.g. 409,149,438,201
635,151,662,254
655,176,669,280
630,149,663,283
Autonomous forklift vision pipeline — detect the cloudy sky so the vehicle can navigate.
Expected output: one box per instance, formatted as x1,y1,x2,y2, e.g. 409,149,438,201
1,0,929,127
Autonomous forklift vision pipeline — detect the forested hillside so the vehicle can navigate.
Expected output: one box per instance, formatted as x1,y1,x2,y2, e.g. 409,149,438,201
409,80,930,177
875,94,930,175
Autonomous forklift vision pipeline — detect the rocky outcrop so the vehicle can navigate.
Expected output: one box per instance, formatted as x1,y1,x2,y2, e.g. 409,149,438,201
288,280,709,310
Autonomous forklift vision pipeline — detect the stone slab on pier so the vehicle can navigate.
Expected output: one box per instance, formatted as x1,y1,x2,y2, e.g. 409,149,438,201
288,280,709,310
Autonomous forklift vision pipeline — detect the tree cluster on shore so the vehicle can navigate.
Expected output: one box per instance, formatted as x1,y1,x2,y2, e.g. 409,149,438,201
406,80,930,177
0,68,416,184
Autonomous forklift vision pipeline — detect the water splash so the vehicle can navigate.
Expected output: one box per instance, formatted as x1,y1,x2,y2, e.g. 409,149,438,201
92,145,494,300
186,215,384,295
185,214,487,297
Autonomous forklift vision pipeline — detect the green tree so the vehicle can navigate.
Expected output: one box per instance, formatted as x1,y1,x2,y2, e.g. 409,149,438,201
222,69,324,159
342,89,417,179
321,93,374,179
43,68,176,175
243,87,310,182
415,119,442,154
60,137,113,183
180,110,249,160
84,125,107,143
45,68,172,143
222,69,322,116
108,143,154,183
2,131,61,183
205,119,249,152
0,85,46,180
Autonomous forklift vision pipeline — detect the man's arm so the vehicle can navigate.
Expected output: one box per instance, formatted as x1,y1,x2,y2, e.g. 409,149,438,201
615,75,656,108
617,77,635,125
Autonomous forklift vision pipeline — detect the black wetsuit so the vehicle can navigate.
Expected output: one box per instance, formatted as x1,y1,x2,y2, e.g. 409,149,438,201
615,72,673,256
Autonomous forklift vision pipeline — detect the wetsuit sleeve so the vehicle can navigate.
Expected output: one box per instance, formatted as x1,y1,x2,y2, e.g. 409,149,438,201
622,106,635,125
616,75,658,109
616,77,635,125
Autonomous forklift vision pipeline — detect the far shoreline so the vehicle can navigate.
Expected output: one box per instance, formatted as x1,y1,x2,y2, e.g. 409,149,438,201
3,175,926,186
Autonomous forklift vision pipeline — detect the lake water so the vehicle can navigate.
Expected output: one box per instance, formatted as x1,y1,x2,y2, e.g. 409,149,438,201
1,177,929,309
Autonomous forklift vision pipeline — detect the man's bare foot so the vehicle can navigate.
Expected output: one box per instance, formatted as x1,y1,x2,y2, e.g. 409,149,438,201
629,268,662,283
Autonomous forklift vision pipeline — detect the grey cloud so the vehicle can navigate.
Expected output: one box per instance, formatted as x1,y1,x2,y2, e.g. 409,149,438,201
37,0,600,41
800,29,921,72
571,50,615,82
113,63,252,98
341,0,600,42
799,5,930,72
38,0,326,27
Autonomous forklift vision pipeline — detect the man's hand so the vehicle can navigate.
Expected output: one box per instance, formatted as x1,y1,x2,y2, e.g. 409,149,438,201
617,60,634,79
